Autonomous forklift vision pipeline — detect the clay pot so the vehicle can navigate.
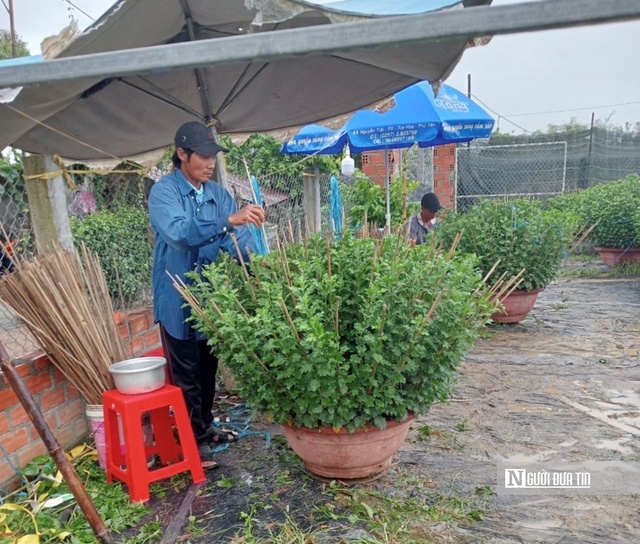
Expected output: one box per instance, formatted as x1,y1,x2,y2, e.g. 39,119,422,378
280,414,414,480
491,287,544,324
595,247,640,268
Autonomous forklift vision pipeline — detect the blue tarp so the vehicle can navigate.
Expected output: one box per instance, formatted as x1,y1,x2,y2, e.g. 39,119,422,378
249,175,268,255
330,175,343,237
0,55,43,68
314,0,463,16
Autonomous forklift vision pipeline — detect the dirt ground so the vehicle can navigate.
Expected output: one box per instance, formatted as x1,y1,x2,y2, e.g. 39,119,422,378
129,264,639,544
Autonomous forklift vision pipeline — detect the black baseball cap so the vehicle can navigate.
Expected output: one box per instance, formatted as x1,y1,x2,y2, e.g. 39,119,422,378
174,121,228,155
421,192,443,213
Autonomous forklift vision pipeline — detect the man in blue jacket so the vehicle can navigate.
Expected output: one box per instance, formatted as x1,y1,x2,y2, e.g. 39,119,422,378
148,121,265,469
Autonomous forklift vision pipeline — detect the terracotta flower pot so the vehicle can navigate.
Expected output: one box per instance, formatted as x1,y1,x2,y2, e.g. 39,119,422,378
281,414,414,480
595,247,640,268
491,287,544,324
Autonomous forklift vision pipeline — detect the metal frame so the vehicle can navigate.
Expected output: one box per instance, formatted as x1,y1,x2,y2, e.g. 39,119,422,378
1,0,639,88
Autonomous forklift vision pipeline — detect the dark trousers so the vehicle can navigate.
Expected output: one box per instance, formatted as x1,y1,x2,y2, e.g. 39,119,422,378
159,324,218,444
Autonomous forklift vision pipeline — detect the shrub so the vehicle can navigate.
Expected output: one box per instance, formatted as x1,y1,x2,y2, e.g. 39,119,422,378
70,206,153,302
434,198,579,291
184,232,496,432
548,174,640,249
341,173,419,229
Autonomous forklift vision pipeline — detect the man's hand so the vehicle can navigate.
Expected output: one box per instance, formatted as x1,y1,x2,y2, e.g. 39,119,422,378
228,204,266,228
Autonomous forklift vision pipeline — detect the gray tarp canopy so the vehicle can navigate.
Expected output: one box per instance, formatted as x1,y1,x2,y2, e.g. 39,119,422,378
0,0,490,162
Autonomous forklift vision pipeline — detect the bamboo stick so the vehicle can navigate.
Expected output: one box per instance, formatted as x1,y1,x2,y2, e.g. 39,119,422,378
0,246,125,404
242,156,269,252
229,233,258,304
325,231,332,277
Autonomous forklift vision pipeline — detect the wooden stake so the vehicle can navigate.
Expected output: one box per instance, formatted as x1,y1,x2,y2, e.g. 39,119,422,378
0,343,114,544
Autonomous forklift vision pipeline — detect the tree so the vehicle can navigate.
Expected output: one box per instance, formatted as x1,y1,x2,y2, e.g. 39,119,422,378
0,29,30,60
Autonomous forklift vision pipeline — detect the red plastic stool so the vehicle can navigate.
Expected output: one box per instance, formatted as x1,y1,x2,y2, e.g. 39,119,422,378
103,384,205,503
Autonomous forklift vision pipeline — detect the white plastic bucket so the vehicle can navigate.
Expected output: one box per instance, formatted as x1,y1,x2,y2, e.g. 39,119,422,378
85,404,107,469
85,405,154,469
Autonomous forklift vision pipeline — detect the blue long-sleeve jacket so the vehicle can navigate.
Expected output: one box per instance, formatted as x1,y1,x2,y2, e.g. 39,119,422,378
148,169,255,340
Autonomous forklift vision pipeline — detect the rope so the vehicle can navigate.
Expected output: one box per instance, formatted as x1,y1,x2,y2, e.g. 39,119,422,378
617,236,638,262
0,443,44,503
2,102,124,161
22,153,150,191
3,98,343,185
210,402,271,453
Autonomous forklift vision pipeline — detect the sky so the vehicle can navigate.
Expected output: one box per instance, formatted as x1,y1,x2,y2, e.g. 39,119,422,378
1,0,639,135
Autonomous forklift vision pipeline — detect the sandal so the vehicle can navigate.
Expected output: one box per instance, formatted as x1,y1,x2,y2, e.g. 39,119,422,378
198,444,219,470
206,425,239,444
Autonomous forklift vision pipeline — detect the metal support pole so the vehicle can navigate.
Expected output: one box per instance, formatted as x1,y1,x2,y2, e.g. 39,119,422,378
385,150,391,234
8,0,17,58
586,111,595,187
181,1,229,189
401,148,408,221
0,343,114,544
3,0,640,88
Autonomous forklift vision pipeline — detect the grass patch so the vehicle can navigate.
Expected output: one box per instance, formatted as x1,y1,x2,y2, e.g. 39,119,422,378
606,262,640,276
560,266,605,278
455,420,471,432
0,444,152,544
229,482,490,544
566,253,599,263
323,485,488,543
561,262,640,278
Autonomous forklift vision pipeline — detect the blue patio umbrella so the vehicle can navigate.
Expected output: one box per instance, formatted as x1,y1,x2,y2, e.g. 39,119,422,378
330,175,343,237
249,175,269,255
282,82,494,155
281,82,494,228
283,124,347,155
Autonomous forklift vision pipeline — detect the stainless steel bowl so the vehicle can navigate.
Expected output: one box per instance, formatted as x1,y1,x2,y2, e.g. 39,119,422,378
109,356,167,395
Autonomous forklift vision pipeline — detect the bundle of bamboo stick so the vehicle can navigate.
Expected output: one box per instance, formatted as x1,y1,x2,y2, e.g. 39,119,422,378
0,245,126,405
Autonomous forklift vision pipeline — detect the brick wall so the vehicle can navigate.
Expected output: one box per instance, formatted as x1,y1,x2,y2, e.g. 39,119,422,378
432,144,457,209
361,145,457,209
361,150,401,189
0,306,160,491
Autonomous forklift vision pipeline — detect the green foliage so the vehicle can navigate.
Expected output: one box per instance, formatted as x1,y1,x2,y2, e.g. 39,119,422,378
548,174,640,249
69,161,148,211
0,445,149,543
320,486,488,542
341,173,418,228
0,29,30,59
486,116,639,146
221,133,341,178
186,232,495,432
70,206,153,301
0,149,28,215
434,198,580,291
